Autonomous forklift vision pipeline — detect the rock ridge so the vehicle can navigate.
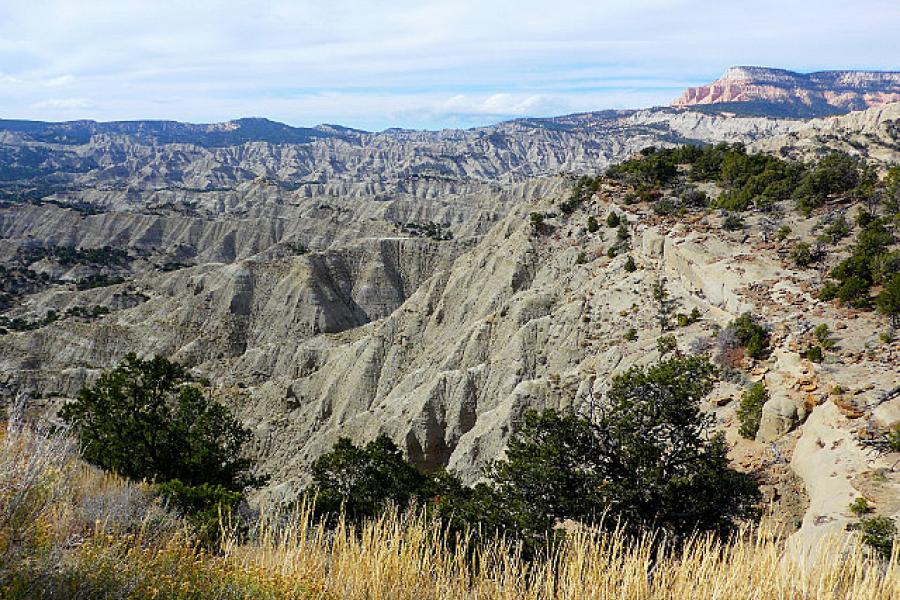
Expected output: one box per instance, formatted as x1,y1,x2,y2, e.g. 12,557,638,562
674,67,900,115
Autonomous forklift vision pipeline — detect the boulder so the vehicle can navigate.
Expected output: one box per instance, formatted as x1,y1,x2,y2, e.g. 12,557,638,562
757,395,801,441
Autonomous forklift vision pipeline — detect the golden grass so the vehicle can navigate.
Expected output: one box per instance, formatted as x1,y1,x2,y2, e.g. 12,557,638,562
2,425,898,599
222,505,898,600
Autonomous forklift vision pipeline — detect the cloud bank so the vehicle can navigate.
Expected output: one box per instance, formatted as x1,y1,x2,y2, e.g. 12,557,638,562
0,0,897,130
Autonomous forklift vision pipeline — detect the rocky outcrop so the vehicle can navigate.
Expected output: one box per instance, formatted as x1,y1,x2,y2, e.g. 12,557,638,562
750,102,900,163
674,67,900,116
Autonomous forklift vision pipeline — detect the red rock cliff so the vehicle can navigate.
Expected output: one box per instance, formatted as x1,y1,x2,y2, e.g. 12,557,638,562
674,67,900,111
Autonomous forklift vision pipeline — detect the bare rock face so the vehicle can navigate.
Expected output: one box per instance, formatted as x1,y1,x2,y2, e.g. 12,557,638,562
674,66,900,116
750,102,900,163
0,234,468,395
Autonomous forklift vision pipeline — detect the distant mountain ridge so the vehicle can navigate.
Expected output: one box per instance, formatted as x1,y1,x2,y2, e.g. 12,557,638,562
0,108,804,193
0,112,643,148
1,69,897,195
674,66,900,117
0,117,365,147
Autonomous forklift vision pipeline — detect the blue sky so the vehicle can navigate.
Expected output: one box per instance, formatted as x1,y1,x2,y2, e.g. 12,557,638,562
1,0,898,131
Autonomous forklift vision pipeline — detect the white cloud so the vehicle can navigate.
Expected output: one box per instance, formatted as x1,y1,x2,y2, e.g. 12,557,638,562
0,1,897,129
33,98,96,110
439,94,563,116
43,75,75,87
0,71,23,85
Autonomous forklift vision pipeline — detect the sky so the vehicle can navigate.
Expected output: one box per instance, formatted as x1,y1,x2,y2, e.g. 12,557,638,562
0,1,898,131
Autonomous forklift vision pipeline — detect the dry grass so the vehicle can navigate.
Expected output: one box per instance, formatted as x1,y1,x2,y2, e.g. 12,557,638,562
1,422,897,599
226,507,898,600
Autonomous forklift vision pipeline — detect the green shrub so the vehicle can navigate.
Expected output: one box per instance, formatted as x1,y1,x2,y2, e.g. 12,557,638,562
571,175,603,201
636,185,661,203
790,242,816,267
676,308,701,327
887,424,900,453
823,218,894,308
559,196,579,214
814,323,836,349
607,247,617,258
704,147,806,210
775,225,792,241
483,356,760,542
859,516,897,560
402,221,454,241
822,214,851,244
75,275,127,291
722,213,744,231
804,345,824,363
606,212,620,228
606,150,678,186
656,335,677,355
575,252,587,265
60,354,262,491
303,358,761,554
876,274,900,322
624,328,637,341
16,244,131,268
836,275,871,308
306,435,433,525
652,198,677,216
587,216,599,233
605,145,873,215
874,251,900,287
716,189,754,212
884,165,900,215
794,152,861,213
855,207,875,228
616,224,630,240
849,497,872,516
818,280,839,301
624,255,637,272
529,212,546,234
652,281,666,302
678,186,709,209
737,383,768,439
729,313,770,359
155,480,244,548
